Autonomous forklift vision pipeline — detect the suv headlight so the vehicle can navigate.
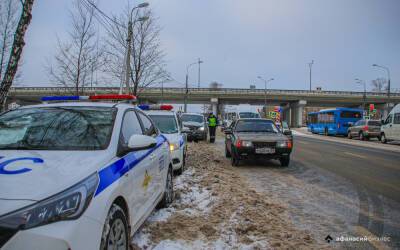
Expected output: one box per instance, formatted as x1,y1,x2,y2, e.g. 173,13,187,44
0,173,99,230
198,126,205,131
169,143,179,151
241,141,253,147
276,140,292,148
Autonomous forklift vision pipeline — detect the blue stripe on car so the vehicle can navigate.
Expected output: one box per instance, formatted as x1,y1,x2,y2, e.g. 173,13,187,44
94,135,166,196
179,137,184,147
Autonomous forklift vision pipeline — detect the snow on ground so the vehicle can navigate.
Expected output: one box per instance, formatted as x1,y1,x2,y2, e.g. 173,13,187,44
132,142,320,250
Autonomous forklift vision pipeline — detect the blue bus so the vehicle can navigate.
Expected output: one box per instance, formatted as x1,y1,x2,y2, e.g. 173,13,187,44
307,108,363,136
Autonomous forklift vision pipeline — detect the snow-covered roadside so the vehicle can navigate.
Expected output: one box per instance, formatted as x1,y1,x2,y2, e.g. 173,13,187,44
131,142,322,250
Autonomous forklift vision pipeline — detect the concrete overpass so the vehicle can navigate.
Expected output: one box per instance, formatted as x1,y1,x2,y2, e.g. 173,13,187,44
7,86,400,127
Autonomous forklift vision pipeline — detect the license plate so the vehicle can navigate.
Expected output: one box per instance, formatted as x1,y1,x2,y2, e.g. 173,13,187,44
255,147,275,154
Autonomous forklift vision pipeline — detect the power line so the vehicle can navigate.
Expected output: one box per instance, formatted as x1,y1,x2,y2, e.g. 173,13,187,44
81,0,125,28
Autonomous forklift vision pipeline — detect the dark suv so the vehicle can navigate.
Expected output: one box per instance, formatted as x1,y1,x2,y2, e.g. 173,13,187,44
224,119,293,167
347,119,381,140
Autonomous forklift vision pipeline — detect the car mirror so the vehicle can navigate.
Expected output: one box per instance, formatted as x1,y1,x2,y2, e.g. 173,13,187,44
381,119,385,125
283,130,292,136
128,134,157,151
224,129,232,134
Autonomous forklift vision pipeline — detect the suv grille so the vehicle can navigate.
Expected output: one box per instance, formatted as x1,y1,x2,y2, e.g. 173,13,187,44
0,227,17,248
253,141,276,148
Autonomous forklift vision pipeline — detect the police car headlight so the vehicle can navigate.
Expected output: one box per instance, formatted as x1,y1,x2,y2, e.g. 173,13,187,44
0,173,99,230
199,126,205,131
169,143,179,151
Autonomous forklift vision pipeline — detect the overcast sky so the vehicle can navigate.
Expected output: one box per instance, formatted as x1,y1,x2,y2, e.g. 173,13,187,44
20,0,400,92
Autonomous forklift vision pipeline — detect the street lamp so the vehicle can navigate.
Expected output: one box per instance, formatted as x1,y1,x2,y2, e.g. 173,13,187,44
308,60,314,91
372,64,391,100
120,2,150,94
355,78,366,110
197,58,203,88
184,61,197,112
257,76,274,115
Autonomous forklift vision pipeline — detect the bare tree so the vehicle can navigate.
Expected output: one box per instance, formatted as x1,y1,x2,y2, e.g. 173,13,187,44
0,0,19,81
103,6,169,96
0,0,33,109
371,78,388,93
47,0,104,95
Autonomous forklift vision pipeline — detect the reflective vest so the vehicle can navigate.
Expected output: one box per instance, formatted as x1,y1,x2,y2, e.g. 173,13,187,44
208,117,217,127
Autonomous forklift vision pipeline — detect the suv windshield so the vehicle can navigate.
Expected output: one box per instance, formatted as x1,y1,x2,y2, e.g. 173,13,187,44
149,115,178,134
181,114,203,123
368,120,381,126
0,107,116,150
239,112,260,118
235,120,279,133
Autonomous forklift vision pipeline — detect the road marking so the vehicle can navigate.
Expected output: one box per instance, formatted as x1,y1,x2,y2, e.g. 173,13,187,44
344,152,366,159
354,226,391,250
296,141,310,145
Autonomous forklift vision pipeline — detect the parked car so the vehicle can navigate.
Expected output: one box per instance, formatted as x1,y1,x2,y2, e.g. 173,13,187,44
0,95,173,250
180,113,208,141
224,118,293,167
347,119,381,140
380,104,400,143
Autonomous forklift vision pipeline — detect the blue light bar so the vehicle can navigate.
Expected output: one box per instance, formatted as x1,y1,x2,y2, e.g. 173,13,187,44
41,96,81,101
138,104,150,110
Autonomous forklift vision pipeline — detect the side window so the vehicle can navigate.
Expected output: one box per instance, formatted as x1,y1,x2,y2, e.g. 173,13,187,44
394,113,400,124
354,121,360,126
385,114,393,125
138,112,157,137
121,111,143,145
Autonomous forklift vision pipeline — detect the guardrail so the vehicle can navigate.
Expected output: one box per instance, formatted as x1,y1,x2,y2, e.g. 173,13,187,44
9,86,400,97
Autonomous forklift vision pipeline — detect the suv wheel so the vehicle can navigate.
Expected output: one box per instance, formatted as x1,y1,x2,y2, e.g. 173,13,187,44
280,155,290,167
158,167,174,208
100,204,129,250
231,149,239,166
359,131,365,141
381,133,387,144
225,145,231,158
347,131,352,139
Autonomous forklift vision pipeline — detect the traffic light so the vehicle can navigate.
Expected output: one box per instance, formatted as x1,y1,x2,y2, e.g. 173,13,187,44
369,104,375,112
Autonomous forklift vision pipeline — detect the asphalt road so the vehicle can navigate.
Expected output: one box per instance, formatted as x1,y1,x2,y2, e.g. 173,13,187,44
215,133,400,248
292,135,400,204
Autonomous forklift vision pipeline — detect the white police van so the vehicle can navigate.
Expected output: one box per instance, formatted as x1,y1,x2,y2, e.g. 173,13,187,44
0,94,173,250
139,104,187,175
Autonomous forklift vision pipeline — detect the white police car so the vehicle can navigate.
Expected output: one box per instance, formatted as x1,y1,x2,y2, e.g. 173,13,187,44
139,105,187,175
0,95,173,250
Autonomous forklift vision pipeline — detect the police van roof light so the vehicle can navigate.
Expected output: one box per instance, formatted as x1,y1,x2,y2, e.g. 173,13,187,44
41,94,136,102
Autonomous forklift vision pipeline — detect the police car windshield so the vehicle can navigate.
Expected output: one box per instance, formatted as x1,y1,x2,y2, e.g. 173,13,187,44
149,115,178,134
0,107,116,150
235,120,279,133
181,114,203,123
239,112,260,118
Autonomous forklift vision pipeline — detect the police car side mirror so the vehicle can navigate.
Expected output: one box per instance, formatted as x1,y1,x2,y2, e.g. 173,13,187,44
128,135,157,151
283,130,292,136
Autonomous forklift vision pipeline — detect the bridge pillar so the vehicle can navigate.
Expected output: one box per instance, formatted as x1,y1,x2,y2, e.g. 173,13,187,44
289,100,307,128
211,98,218,115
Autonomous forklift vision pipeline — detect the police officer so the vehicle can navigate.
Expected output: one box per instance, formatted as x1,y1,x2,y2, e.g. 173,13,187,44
207,112,218,143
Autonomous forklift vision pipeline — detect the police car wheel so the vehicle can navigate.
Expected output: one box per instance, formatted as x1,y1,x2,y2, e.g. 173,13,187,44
380,133,387,144
100,204,129,250
158,167,174,208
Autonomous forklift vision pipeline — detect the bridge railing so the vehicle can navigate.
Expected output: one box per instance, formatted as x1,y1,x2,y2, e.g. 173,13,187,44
9,86,400,97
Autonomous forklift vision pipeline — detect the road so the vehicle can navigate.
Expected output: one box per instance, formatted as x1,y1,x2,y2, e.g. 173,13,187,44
215,133,400,249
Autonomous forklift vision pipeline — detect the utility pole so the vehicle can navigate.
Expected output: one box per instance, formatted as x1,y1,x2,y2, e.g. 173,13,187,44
257,76,274,117
119,3,149,95
308,60,314,91
355,78,366,110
